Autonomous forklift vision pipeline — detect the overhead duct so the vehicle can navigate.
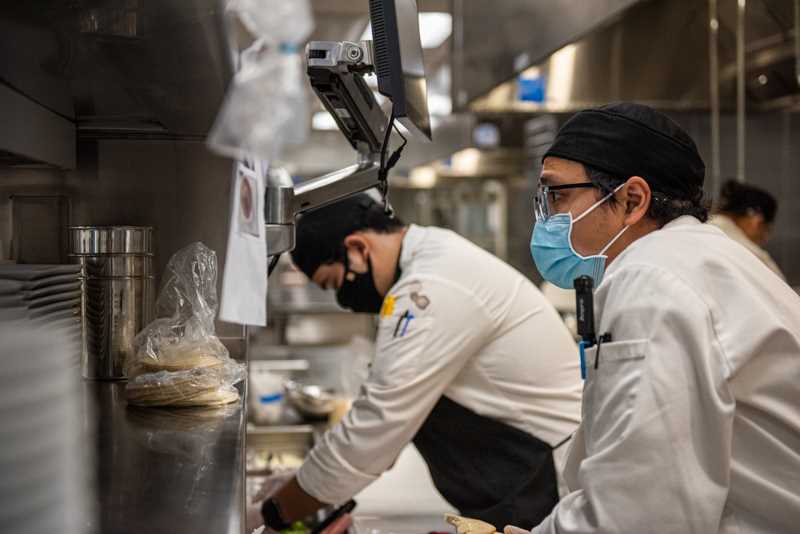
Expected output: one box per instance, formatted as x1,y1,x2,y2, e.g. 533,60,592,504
451,0,644,109
463,0,799,113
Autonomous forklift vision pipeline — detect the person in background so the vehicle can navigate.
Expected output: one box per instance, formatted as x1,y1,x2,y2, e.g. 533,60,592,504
710,179,784,279
257,194,582,531
509,102,800,534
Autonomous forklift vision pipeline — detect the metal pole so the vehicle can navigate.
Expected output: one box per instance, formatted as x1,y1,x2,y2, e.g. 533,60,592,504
709,0,721,198
736,0,746,183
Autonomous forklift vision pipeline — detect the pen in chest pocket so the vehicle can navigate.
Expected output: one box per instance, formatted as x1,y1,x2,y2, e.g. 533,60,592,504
393,310,415,338
574,276,613,378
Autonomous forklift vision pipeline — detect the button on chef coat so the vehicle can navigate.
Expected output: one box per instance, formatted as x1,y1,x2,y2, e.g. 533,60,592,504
533,216,800,534
297,225,582,505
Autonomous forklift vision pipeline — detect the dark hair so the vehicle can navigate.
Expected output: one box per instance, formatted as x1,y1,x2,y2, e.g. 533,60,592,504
584,164,710,226
291,193,405,278
717,179,777,223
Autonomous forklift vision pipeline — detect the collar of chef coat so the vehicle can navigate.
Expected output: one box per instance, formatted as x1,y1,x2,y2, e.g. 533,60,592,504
398,224,426,273
605,215,701,279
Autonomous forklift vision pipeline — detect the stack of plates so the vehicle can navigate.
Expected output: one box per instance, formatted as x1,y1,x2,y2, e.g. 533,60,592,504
0,265,84,367
0,324,89,534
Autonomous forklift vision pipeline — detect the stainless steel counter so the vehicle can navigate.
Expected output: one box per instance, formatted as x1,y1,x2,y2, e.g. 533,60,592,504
83,382,246,534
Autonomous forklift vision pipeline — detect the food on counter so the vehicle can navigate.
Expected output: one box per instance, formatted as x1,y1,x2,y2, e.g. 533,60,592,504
126,362,243,408
444,514,499,534
282,520,310,534
247,450,304,474
124,243,246,408
127,342,226,379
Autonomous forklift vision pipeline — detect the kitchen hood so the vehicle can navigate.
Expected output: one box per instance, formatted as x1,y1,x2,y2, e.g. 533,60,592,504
458,0,799,113
0,0,231,166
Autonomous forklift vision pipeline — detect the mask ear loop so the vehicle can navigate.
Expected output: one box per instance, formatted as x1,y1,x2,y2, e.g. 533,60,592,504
566,183,628,260
598,224,629,255
572,183,626,224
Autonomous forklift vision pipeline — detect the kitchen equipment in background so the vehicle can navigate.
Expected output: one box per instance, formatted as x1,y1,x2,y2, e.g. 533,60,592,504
9,194,70,264
0,324,92,534
0,264,84,368
249,359,309,425
284,380,338,419
69,226,155,380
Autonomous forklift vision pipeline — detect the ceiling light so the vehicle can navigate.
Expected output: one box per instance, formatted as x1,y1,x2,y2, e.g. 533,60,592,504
361,12,452,49
428,93,452,115
410,166,438,188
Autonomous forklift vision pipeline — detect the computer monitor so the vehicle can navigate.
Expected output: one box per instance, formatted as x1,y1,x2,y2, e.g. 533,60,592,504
368,0,432,140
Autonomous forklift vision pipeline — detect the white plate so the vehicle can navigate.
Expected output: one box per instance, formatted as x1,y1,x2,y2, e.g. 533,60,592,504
25,290,83,307
26,298,81,315
28,307,80,322
24,282,82,300
0,264,81,281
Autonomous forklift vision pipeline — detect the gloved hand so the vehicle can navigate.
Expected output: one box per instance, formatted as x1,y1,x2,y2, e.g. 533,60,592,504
246,470,296,532
320,513,353,534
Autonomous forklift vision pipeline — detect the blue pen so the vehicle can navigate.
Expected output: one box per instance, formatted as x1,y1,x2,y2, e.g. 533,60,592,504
400,312,415,337
578,340,588,380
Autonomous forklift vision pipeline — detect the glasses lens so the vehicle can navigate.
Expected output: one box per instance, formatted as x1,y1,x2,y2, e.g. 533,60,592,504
534,185,549,222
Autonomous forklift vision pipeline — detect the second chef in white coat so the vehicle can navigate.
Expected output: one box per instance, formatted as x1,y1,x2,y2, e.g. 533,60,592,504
519,103,800,534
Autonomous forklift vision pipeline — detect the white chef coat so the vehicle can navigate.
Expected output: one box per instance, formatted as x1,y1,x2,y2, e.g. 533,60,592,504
709,214,784,280
533,216,800,534
297,225,582,505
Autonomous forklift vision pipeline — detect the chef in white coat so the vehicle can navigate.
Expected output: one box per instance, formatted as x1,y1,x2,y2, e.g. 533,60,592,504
258,194,582,531
710,179,784,279
511,102,800,534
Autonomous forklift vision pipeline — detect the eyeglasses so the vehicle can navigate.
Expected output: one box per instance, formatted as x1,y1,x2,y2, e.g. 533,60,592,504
533,182,599,222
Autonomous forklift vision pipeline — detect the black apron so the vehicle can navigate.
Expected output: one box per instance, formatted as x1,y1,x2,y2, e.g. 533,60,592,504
412,395,561,530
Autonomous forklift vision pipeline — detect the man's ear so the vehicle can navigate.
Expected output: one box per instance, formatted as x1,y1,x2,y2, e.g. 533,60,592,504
622,176,651,226
343,234,370,274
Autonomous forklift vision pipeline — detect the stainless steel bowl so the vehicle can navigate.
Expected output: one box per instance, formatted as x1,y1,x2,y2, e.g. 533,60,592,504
284,380,337,418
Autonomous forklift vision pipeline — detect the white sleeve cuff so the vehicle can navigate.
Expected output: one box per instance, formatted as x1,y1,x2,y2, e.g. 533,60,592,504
296,435,380,505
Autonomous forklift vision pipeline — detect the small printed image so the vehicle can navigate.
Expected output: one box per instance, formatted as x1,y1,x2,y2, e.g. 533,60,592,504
237,168,260,237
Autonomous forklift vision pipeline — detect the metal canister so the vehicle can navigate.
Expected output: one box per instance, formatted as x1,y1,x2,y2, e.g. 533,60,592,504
69,226,155,380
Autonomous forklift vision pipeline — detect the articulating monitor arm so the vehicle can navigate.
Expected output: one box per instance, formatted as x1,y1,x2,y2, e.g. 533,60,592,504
265,40,389,259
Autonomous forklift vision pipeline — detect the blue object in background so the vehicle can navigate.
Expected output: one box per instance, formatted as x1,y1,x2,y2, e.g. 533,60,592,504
518,75,546,103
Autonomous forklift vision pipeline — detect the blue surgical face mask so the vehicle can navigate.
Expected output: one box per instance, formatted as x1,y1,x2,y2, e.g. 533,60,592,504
530,185,628,289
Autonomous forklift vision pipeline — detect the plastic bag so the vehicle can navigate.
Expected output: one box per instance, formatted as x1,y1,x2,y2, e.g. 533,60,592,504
207,41,309,161
226,0,313,46
126,243,246,407
126,364,245,407
207,0,313,161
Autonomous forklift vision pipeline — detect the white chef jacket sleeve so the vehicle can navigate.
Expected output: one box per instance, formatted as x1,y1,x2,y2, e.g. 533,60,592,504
533,264,734,534
297,276,494,505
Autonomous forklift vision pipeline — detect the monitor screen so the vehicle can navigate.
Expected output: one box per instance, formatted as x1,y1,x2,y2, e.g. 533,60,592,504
369,0,432,140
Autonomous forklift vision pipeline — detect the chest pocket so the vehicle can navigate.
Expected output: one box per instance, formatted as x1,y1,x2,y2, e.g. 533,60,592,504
582,339,649,451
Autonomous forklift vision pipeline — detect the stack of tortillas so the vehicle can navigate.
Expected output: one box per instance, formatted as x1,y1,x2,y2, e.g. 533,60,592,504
445,514,500,534
127,344,224,379
126,342,241,408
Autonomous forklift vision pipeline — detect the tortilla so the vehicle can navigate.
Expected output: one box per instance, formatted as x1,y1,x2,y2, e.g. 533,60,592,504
444,514,499,534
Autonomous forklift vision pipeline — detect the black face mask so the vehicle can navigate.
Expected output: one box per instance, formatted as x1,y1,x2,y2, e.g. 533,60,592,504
336,256,385,314
335,246,403,315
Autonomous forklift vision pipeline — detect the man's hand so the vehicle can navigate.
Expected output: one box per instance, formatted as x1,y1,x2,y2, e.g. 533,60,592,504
263,476,327,530
246,471,296,532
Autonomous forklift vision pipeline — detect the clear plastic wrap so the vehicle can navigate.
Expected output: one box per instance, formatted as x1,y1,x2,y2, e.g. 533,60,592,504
207,0,313,161
226,0,313,46
207,41,308,161
126,243,246,408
